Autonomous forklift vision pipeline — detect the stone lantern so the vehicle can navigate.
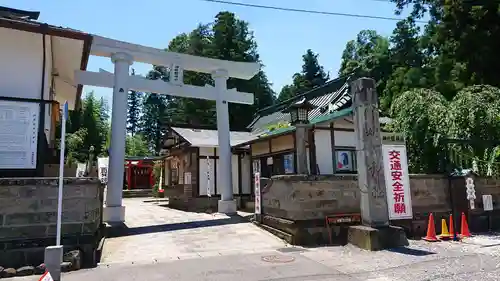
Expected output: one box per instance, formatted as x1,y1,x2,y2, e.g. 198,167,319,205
283,98,316,174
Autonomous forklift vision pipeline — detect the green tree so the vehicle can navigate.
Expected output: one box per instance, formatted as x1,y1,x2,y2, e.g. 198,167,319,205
155,12,276,129
127,69,143,135
338,30,391,109
390,0,500,99
389,88,448,173
211,11,275,128
81,92,107,158
125,134,150,157
56,93,110,163
278,49,329,102
446,85,500,173
140,93,166,154
167,24,217,126
63,128,87,165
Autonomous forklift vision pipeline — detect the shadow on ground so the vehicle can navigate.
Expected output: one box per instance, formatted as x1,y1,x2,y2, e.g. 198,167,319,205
105,216,248,238
386,247,436,256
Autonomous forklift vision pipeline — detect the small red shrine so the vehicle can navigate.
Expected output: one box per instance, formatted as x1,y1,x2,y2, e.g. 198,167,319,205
124,156,163,190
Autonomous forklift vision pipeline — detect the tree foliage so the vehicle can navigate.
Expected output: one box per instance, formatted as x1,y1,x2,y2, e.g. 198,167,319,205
278,49,329,101
57,92,110,164
127,69,143,136
335,1,500,173
147,12,276,132
125,134,150,157
389,88,448,173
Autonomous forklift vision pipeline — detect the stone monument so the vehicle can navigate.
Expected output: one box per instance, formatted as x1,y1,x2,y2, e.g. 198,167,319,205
347,77,408,250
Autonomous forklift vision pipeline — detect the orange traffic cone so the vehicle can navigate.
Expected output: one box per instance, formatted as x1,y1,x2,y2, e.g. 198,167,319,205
423,213,439,242
438,218,451,240
449,214,458,240
460,212,471,238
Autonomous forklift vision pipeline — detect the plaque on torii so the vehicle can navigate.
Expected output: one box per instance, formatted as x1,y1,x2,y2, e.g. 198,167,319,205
75,35,259,222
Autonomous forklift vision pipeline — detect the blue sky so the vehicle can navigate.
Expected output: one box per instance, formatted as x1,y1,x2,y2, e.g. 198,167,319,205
2,0,412,103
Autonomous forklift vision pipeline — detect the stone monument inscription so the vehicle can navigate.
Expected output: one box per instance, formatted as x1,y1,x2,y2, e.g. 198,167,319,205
352,78,390,228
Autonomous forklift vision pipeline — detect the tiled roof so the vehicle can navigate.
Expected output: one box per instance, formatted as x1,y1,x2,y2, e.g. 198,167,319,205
170,127,257,148
248,76,353,134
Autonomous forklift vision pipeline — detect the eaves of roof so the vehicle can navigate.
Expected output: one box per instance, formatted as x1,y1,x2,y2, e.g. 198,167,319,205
234,107,354,147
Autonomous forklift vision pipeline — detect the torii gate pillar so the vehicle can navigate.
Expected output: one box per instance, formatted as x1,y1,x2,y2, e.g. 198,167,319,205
77,35,260,222
213,70,236,213
103,52,133,223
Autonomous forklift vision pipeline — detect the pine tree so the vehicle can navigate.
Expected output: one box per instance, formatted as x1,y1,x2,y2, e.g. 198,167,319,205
140,93,166,155
211,11,275,129
277,49,329,102
127,69,142,136
300,49,329,90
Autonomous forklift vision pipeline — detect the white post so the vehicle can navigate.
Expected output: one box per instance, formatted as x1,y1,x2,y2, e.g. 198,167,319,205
103,52,132,223
44,101,68,281
213,69,237,214
56,102,68,245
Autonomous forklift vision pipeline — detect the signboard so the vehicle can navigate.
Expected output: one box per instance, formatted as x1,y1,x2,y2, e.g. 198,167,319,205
76,163,87,177
254,172,261,214
336,150,353,171
466,177,476,209
97,157,109,184
184,172,192,185
206,156,211,197
382,144,413,220
325,213,361,225
483,194,493,211
284,153,294,174
0,100,39,169
252,159,261,174
266,157,273,165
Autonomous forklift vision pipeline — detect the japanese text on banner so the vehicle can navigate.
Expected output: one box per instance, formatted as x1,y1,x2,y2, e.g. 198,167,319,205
389,150,406,215
383,144,413,220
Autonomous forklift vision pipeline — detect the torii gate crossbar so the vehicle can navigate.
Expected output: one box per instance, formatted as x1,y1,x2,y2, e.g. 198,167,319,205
75,35,259,222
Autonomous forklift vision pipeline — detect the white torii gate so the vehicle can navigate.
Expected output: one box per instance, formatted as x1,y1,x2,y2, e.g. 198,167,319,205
75,35,259,222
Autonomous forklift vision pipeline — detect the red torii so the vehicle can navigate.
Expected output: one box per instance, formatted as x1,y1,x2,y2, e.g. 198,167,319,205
124,158,156,190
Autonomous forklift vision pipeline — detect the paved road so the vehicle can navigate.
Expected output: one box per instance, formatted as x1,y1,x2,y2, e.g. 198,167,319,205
100,198,287,264
11,199,500,280
15,240,500,281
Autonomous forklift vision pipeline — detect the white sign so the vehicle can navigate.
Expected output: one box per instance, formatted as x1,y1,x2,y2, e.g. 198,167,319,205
254,172,261,214
76,163,87,177
465,176,476,210
266,157,273,165
382,144,413,220
206,156,211,197
38,271,54,281
97,157,109,184
466,177,476,200
483,194,493,211
252,159,261,174
184,172,192,184
0,100,39,169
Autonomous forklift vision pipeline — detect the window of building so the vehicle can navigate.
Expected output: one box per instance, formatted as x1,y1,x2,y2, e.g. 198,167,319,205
254,151,295,178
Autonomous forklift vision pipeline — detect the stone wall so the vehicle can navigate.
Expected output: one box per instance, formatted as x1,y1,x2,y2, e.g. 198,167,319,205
261,174,452,221
0,178,104,268
260,174,500,245
261,175,359,221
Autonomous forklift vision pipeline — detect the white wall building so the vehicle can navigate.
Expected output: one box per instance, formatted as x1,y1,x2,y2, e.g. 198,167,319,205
0,7,91,177
161,127,254,200
235,76,396,177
